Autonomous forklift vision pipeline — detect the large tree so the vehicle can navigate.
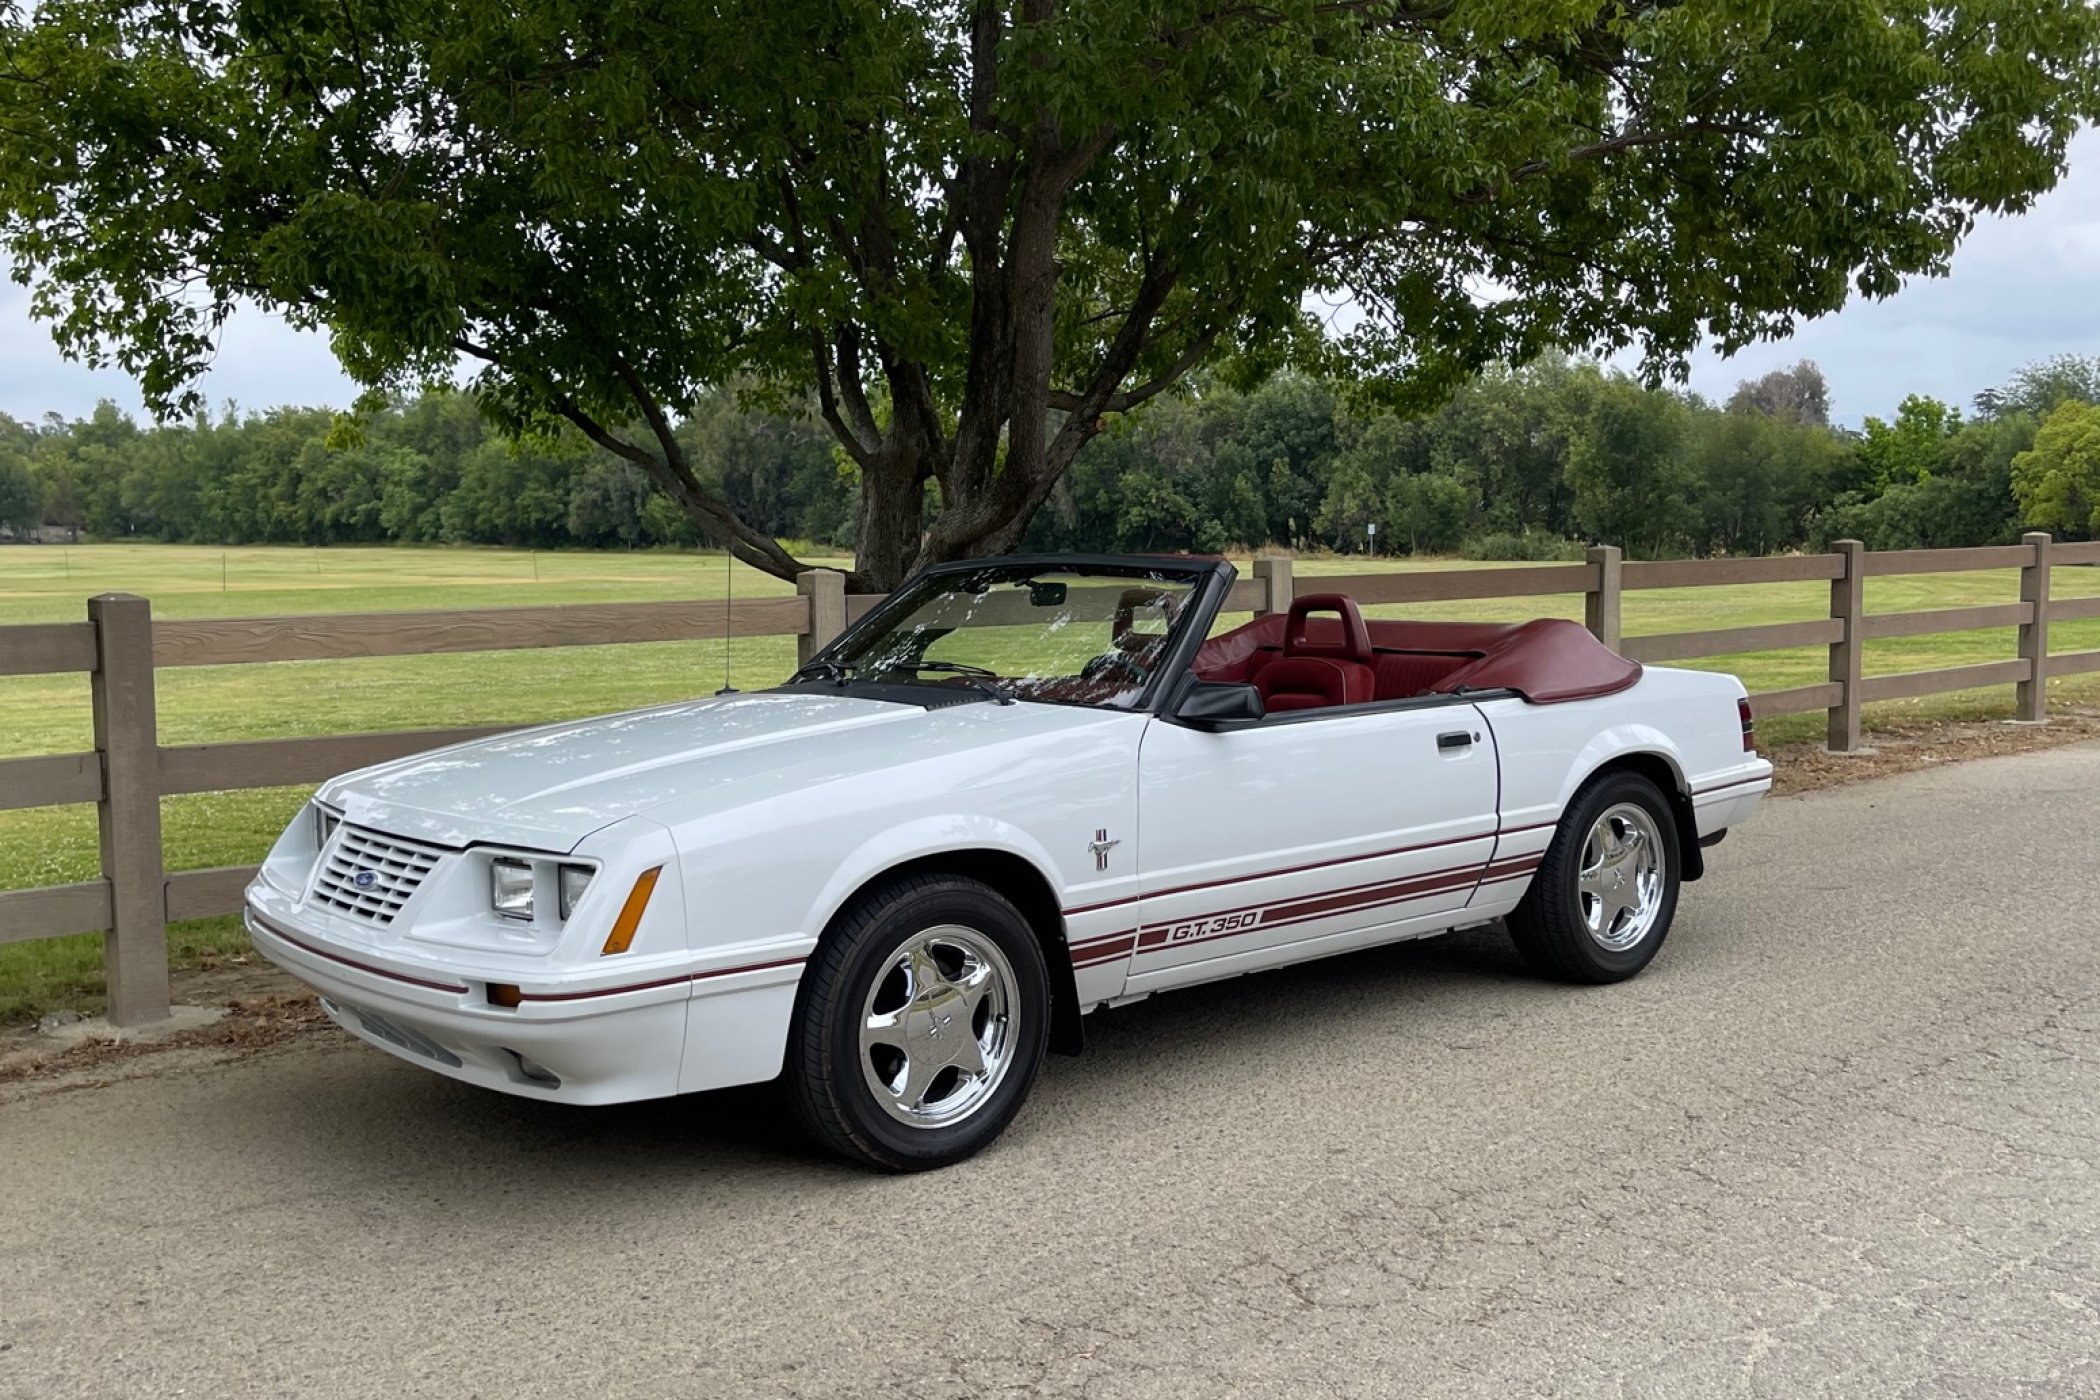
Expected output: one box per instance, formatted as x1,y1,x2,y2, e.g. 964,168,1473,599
0,450,40,534
2013,400,2100,539
2,1,2094,587
1726,361,1830,428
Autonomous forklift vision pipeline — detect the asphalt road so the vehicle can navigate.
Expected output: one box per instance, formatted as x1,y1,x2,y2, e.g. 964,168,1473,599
4,744,2099,1399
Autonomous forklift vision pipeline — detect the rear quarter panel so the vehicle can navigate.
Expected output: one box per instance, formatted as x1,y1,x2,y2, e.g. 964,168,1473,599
1478,665,1772,842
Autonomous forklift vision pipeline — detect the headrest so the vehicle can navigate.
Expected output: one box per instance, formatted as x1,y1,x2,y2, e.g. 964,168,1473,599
1284,594,1372,664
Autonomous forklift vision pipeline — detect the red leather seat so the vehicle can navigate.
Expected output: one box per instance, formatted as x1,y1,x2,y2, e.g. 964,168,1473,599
1370,651,1472,700
1254,594,1375,713
1195,608,1640,706
1258,656,1373,711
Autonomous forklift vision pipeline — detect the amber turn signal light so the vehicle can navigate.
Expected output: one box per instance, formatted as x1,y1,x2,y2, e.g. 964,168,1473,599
487,982,523,1009
600,866,663,956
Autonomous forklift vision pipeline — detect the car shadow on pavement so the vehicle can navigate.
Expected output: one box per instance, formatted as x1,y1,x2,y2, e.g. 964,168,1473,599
233,919,1553,1189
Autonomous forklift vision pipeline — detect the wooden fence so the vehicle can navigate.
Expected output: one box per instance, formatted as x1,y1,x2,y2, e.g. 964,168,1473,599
5,536,2099,1024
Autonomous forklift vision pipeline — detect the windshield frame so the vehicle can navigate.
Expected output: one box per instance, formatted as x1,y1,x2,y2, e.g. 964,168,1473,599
787,554,1238,713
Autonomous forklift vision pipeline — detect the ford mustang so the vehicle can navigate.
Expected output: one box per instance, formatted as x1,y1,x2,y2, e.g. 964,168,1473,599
245,553,1771,1169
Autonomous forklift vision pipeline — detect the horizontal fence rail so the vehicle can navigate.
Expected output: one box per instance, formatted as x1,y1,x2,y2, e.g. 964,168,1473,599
1296,560,1599,605
154,726,527,797
1619,619,1845,665
0,752,102,811
2,534,2095,1022
1,622,99,677
1621,554,1848,588
151,597,810,668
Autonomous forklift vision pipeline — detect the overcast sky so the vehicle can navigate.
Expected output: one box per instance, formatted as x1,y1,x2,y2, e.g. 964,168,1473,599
4,128,2096,431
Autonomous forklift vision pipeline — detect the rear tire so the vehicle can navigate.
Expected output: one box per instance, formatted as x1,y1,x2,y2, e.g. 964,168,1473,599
786,873,1050,1171
1507,770,1681,984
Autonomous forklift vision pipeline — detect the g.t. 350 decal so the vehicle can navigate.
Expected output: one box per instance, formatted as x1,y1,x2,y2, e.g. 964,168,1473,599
1166,910,1264,944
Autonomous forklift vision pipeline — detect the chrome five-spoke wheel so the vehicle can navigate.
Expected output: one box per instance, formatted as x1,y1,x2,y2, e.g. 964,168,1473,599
1578,803,1664,952
788,873,1050,1170
858,925,1018,1127
1507,770,1680,984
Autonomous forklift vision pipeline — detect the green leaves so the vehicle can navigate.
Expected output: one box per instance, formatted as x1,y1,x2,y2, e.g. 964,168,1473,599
2,0,2095,582
2013,401,2100,538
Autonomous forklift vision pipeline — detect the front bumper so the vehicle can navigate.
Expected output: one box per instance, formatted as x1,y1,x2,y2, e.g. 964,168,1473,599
247,895,812,1107
247,908,693,1104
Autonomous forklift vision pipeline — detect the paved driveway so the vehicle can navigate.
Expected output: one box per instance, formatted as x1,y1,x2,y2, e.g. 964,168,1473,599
3,744,2098,1399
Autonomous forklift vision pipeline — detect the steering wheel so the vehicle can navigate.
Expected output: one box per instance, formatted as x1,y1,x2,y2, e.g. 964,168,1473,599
1081,652,1149,686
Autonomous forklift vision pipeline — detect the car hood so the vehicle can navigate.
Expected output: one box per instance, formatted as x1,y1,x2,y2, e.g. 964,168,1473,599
316,689,1117,852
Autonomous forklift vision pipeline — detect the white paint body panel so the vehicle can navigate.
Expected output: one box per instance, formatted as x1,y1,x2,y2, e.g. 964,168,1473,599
1123,703,1498,992
246,657,1771,1105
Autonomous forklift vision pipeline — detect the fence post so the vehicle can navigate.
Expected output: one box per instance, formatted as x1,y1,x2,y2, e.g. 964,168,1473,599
88,593,169,1026
796,568,848,666
1584,545,1623,651
1252,555,1293,617
1827,540,1865,753
2017,530,2052,723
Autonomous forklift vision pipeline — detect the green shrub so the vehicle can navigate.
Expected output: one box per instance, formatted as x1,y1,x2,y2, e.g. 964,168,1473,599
1459,530,1583,561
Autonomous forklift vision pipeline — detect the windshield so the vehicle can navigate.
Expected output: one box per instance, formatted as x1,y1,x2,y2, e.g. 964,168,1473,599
814,565,1205,709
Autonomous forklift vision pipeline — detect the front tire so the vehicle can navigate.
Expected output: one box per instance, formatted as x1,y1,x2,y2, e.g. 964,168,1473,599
1507,770,1681,984
786,874,1050,1171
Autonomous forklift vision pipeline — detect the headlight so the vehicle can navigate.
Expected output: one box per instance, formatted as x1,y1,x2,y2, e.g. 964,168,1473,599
557,864,594,921
313,804,341,849
490,858,534,921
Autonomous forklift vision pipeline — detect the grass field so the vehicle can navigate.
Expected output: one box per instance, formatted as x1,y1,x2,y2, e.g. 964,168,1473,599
5,541,2100,1021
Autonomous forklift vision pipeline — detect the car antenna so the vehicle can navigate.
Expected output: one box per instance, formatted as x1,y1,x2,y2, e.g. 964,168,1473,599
715,534,738,695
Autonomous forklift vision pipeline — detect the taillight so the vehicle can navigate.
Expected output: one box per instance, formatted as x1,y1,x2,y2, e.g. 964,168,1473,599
1738,697,1756,753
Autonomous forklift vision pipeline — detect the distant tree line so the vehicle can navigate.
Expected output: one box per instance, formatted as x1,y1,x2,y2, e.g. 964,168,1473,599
0,391,852,551
4,354,2098,559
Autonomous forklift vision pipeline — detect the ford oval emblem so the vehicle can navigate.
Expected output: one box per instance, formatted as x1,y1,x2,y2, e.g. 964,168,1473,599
352,869,378,890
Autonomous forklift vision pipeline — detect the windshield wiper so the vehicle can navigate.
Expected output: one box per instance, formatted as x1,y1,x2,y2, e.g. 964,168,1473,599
890,660,1015,705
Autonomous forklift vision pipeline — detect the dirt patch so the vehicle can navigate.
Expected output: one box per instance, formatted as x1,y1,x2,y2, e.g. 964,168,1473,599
0,974,328,1092
1768,705,2100,795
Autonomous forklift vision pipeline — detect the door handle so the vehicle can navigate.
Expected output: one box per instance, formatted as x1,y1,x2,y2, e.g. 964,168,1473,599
1437,730,1474,751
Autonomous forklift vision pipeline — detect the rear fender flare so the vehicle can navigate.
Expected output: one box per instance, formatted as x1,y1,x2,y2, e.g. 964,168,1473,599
1555,727,1702,882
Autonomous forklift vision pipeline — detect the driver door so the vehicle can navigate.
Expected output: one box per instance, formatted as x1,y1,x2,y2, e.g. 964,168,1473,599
1126,699,1499,994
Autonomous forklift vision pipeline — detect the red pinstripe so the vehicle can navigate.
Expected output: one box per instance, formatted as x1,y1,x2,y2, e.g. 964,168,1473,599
1061,828,1496,916
253,907,806,1003
1064,852,1546,967
1493,819,1559,838
1692,774,1770,798
251,912,471,994
515,955,808,1003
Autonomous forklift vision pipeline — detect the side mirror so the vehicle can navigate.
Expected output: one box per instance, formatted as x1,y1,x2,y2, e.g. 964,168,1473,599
1173,680,1265,729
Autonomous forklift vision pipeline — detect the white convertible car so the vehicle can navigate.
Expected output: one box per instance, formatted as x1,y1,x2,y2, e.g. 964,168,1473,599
246,553,1770,1169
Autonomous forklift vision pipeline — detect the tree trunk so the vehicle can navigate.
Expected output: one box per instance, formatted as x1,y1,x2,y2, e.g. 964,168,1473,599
854,451,926,593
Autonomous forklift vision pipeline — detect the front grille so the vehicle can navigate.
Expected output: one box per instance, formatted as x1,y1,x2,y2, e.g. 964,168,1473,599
311,825,448,924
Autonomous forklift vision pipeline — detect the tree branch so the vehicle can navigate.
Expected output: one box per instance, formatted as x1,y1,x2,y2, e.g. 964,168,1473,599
808,326,879,469
1042,259,1183,467
832,324,883,447
1046,322,1224,414
1158,0,1453,48
451,335,816,582
1461,119,1769,204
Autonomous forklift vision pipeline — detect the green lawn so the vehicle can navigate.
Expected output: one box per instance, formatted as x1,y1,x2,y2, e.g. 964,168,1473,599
4,541,2098,1021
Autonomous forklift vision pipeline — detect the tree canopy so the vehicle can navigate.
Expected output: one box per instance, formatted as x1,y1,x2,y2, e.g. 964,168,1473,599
2013,400,2100,538
3,0,2095,585
1726,362,1830,428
